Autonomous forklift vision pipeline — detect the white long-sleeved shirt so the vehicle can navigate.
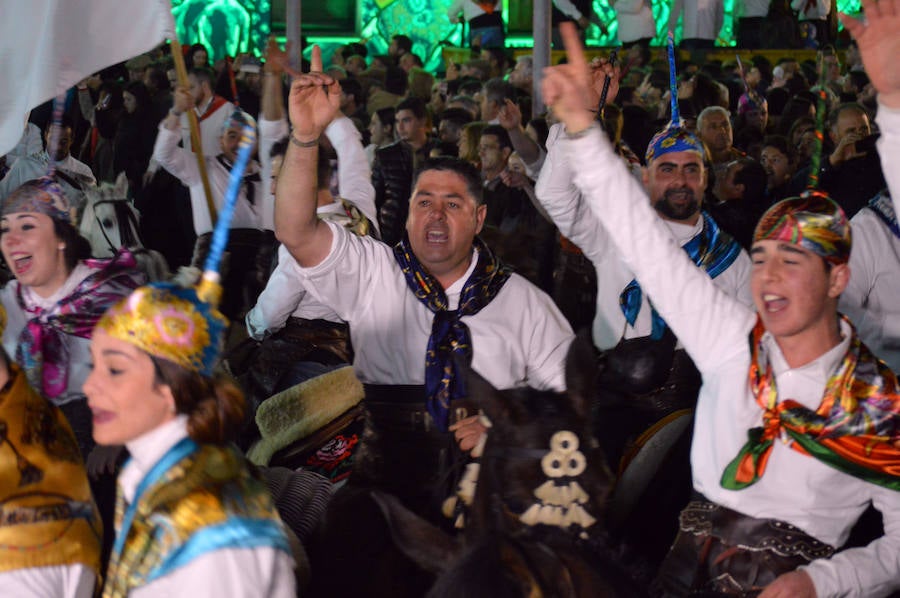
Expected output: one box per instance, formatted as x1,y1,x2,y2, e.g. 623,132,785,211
839,206,900,372
258,117,289,231
876,101,900,210
560,124,900,598
245,116,379,339
668,0,724,41
152,124,262,235
535,122,752,350
0,152,95,201
120,417,296,598
614,0,656,43
180,98,233,159
288,221,574,391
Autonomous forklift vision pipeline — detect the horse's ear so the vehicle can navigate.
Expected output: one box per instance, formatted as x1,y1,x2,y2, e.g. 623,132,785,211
458,355,528,424
370,490,462,575
564,331,599,421
113,172,129,199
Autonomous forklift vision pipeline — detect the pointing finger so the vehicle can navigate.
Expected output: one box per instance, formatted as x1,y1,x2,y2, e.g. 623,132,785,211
310,44,323,73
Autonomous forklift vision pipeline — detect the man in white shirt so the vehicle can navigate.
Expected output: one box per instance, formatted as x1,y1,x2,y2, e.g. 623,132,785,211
541,22,900,598
839,191,900,373
153,91,262,320
274,47,573,520
0,120,95,214
535,71,751,567
668,0,723,49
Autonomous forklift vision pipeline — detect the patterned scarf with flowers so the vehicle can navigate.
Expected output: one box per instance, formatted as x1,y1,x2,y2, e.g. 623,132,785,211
15,250,144,401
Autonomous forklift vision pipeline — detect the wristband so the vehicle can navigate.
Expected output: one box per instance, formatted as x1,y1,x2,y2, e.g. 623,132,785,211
290,134,319,148
169,108,183,118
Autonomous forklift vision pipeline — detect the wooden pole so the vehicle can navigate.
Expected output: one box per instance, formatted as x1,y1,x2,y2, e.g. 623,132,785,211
170,37,218,224
533,0,551,118
286,0,302,70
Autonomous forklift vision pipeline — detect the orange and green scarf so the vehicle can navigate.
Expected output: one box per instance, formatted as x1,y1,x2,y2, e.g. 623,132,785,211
722,317,900,491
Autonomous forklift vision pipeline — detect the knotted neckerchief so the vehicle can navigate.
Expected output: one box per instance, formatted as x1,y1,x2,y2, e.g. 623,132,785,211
620,211,742,339
868,191,900,241
16,250,143,400
216,155,261,206
393,234,512,431
722,317,900,491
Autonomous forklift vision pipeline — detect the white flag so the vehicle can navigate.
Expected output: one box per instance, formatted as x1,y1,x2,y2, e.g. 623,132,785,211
0,0,175,157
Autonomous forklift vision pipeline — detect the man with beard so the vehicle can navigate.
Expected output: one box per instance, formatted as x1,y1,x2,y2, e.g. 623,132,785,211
535,71,751,567
542,20,900,596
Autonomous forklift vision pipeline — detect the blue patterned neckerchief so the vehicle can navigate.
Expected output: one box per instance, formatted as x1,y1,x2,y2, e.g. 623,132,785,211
868,191,900,241
393,234,512,431
619,211,742,339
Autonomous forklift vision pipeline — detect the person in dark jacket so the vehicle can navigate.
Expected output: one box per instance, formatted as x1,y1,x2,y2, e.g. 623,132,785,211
371,97,436,245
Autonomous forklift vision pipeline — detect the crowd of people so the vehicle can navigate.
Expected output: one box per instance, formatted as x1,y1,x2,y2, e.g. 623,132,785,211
1,0,899,596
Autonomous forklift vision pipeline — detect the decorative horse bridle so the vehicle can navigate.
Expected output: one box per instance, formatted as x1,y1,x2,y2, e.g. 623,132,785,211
90,198,143,255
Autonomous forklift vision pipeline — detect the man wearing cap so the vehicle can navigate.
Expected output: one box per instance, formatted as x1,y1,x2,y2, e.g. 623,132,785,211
153,88,263,320
543,23,900,598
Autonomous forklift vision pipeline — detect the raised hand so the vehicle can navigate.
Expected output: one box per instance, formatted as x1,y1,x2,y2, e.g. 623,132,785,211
498,98,523,131
541,22,595,133
590,55,621,108
286,45,342,142
840,0,900,107
173,86,195,114
264,36,291,75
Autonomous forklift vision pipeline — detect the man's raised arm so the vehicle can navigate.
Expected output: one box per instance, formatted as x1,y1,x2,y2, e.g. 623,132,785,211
842,0,900,205
274,46,341,267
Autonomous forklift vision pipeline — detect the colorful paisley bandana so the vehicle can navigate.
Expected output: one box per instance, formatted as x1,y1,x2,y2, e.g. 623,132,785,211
645,126,706,164
393,234,511,432
722,317,900,491
752,191,851,266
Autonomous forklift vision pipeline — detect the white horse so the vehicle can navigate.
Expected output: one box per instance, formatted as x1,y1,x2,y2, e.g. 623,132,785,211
79,173,170,281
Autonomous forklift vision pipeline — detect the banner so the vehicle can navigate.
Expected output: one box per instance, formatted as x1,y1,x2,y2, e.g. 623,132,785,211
0,0,174,156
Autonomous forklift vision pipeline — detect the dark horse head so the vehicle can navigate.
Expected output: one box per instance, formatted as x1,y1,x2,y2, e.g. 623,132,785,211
372,334,648,597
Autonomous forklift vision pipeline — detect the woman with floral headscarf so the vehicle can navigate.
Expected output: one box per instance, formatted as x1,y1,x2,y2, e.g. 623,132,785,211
0,177,144,458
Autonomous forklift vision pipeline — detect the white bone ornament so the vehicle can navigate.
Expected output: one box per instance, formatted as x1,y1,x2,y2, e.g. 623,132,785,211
550,431,579,454
519,430,596,533
563,451,586,477
541,450,567,478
